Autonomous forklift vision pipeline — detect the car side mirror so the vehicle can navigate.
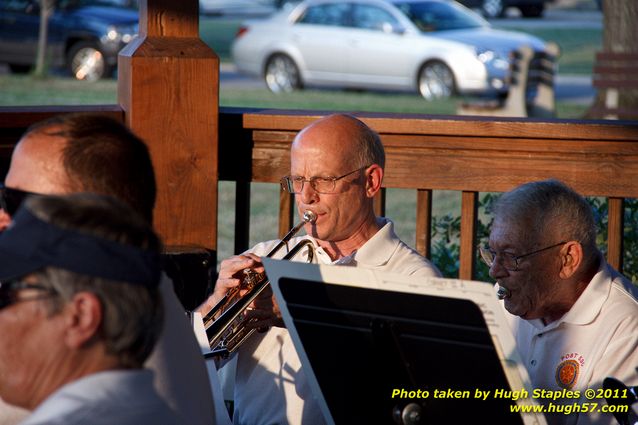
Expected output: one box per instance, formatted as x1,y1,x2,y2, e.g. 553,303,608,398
392,24,406,35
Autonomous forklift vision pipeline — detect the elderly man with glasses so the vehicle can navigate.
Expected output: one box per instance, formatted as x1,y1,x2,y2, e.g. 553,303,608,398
196,113,441,425
481,179,638,425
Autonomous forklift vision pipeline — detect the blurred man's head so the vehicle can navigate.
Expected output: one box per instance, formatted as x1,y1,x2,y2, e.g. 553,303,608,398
286,114,385,243
0,113,156,230
0,193,163,410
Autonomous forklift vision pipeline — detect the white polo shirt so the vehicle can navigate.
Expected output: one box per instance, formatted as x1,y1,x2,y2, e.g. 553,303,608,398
227,218,441,425
503,261,638,425
21,370,179,425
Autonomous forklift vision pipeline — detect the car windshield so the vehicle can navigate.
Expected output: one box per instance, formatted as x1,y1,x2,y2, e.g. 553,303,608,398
58,0,139,9
394,1,486,32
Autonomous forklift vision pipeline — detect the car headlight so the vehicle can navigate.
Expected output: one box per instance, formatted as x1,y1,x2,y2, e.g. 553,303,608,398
475,48,509,70
104,24,138,44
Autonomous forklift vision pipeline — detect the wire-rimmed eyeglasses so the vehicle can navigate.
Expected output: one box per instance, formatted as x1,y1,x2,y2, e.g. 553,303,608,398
280,165,369,194
0,279,58,311
478,241,567,271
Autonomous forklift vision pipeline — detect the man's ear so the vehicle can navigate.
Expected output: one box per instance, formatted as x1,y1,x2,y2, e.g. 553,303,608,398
559,241,583,279
365,164,383,198
63,292,102,349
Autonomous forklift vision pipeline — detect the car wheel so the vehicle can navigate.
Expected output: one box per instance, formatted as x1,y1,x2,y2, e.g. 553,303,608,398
519,4,544,17
481,0,505,18
67,41,109,81
264,54,302,93
418,61,455,101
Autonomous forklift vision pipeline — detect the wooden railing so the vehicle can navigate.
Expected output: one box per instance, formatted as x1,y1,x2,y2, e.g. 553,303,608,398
221,109,638,280
3,106,638,285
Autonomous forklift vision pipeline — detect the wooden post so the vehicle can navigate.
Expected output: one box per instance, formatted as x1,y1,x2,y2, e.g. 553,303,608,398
607,197,625,272
459,191,478,280
415,189,432,259
118,0,219,251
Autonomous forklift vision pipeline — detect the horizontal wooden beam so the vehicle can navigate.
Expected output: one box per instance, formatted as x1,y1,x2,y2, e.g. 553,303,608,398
245,110,638,198
0,105,123,129
244,110,638,141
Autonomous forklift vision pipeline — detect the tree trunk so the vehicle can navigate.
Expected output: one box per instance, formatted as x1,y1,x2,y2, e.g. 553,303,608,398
34,0,54,78
586,0,638,119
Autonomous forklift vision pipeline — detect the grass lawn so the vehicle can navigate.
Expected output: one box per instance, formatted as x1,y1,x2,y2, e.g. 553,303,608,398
494,27,602,74
0,74,590,118
0,74,118,105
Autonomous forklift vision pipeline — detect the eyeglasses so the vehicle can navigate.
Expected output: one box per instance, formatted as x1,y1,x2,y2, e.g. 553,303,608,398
280,166,369,194
0,184,38,217
479,241,567,272
0,279,58,311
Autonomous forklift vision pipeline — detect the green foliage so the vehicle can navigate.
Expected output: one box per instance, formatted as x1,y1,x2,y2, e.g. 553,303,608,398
431,193,498,280
587,197,638,283
430,194,638,284
430,214,461,278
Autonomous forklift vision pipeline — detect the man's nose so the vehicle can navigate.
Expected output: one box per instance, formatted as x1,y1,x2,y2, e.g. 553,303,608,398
488,258,508,280
298,181,318,204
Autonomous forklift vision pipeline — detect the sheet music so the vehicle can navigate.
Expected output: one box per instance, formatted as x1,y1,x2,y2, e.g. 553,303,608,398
263,258,547,425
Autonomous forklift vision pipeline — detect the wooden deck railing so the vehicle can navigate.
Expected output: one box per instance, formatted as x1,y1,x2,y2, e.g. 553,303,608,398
221,109,638,280
2,106,638,285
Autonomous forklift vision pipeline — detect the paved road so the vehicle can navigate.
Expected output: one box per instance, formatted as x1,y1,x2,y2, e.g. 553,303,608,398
555,75,595,104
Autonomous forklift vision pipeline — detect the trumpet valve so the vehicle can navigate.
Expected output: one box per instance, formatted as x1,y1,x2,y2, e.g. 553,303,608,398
241,268,263,290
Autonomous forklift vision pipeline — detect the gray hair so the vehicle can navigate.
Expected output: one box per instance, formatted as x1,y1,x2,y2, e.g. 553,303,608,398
345,115,386,170
493,179,600,269
25,194,163,368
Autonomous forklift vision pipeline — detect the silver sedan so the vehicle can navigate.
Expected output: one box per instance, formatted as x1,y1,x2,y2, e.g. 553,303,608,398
231,0,548,100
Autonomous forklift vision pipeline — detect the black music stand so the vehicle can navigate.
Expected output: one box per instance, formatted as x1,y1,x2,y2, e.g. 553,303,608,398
263,258,543,425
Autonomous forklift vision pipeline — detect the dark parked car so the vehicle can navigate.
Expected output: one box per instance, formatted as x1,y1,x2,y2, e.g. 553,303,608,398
456,0,553,18
0,0,138,80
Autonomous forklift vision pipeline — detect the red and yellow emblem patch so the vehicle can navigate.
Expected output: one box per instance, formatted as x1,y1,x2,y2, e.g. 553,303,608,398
555,359,580,389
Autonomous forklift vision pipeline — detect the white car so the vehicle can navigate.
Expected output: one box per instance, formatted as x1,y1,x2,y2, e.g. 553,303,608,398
231,0,548,100
199,0,277,16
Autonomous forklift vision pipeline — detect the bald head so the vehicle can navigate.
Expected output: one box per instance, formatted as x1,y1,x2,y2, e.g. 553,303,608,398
5,129,70,195
292,114,385,170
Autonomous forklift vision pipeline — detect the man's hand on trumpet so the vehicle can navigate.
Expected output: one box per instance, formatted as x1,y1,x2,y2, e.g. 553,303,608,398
195,251,283,331
195,253,264,315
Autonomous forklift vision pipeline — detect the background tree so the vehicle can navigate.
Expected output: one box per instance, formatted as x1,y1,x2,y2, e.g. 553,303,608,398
586,0,638,119
34,0,55,78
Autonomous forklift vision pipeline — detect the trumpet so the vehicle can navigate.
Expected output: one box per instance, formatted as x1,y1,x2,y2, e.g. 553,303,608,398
203,210,317,357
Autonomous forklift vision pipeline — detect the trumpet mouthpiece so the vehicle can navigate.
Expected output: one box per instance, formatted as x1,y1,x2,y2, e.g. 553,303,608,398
497,286,510,300
303,210,317,223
